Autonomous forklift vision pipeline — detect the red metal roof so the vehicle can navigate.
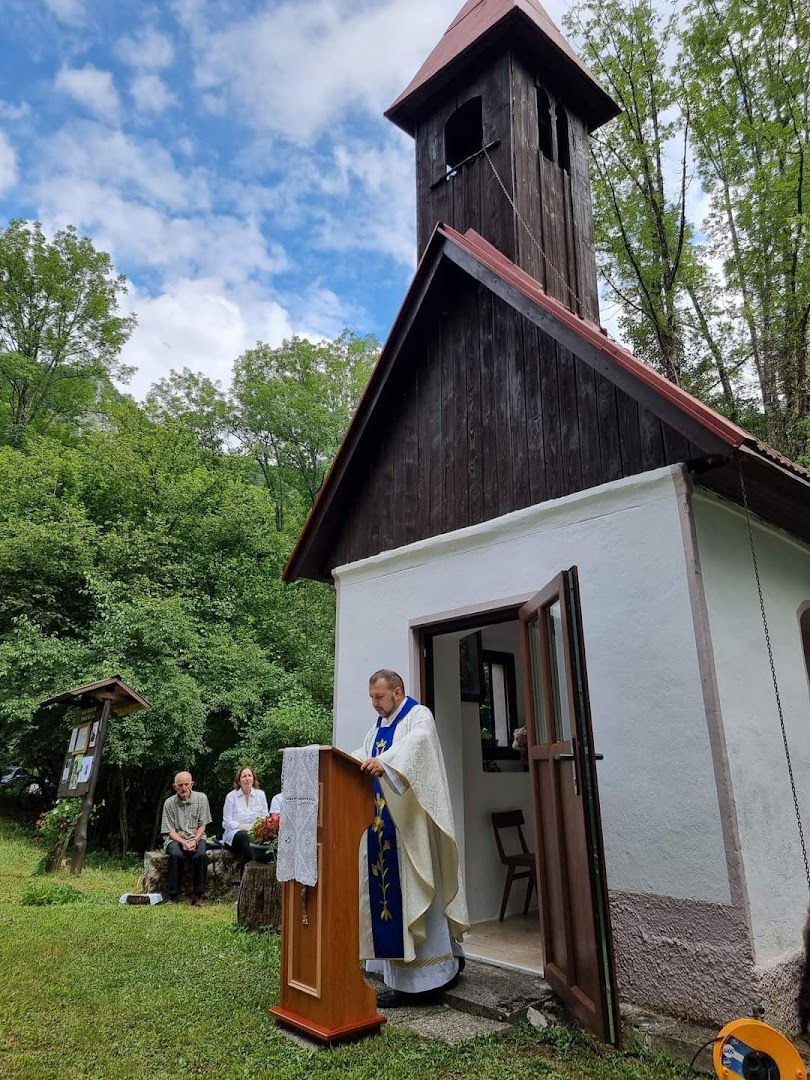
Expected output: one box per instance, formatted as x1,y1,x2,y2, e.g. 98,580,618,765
386,0,619,135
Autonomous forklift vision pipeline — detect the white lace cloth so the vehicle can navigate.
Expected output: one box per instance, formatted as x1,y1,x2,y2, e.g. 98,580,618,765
276,745,320,886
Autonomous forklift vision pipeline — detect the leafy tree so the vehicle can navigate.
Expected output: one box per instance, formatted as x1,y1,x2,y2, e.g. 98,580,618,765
145,368,230,462
231,332,377,527
0,221,135,446
566,0,809,455
565,1,692,381
681,0,810,457
564,0,747,417
0,394,339,850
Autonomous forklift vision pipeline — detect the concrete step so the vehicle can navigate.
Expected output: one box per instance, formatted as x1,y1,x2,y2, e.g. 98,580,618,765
444,958,559,1024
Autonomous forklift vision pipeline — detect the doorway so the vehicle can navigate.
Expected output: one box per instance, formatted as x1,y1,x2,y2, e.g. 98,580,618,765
415,569,620,1045
424,613,542,973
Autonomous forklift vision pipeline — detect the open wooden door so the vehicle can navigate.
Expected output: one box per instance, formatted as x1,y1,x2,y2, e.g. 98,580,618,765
519,567,620,1045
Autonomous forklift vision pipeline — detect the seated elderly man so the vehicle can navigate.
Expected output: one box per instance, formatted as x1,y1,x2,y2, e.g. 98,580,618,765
161,771,212,906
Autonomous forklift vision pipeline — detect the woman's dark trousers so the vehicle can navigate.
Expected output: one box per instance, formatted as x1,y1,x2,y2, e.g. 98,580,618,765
225,831,252,871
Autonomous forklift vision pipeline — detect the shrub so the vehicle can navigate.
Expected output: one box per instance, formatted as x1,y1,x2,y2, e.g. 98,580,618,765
34,799,83,850
21,880,86,906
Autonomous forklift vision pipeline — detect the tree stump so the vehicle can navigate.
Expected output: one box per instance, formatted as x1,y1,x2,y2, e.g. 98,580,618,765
237,860,281,930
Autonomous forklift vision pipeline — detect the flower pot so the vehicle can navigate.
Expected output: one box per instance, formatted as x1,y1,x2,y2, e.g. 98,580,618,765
249,842,275,864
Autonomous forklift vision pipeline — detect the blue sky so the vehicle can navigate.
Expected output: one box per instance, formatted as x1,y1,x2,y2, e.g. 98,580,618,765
0,0,570,397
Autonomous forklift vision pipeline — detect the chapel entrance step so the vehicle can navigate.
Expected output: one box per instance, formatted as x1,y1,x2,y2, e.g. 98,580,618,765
445,958,559,1024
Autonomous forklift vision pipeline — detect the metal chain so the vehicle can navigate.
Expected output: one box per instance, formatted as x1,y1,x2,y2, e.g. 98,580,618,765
738,455,810,896
482,145,583,309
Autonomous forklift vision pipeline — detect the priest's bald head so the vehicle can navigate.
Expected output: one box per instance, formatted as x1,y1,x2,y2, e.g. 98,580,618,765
369,669,405,719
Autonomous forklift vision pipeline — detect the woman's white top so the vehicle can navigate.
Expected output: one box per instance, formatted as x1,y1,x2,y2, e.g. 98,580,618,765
270,793,283,815
222,787,269,845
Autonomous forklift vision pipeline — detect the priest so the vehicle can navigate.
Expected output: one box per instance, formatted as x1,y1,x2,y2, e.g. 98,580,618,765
354,669,469,1007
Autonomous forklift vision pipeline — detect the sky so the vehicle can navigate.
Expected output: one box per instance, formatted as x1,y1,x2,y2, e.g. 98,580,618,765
0,0,571,398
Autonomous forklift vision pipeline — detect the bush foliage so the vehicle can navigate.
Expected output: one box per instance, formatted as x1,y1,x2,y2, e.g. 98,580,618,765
0,224,378,853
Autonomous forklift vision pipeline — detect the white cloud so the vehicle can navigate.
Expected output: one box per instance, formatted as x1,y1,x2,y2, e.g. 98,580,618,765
120,277,296,396
186,0,459,142
0,131,18,197
116,28,175,70
41,123,207,213
323,138,415,265
0,100,30,121
54,66,120,124
184,0,570,143
42,0,85,23
35,173,286,286
131,74,178,115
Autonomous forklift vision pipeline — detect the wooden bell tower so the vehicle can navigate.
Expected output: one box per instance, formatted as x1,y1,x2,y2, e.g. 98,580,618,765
385,0,619,324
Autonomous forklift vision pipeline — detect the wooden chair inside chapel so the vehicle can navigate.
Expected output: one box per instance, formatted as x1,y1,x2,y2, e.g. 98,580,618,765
491,809,537,922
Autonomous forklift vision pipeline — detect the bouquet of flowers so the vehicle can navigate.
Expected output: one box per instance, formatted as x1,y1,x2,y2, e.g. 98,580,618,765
249,813,280,848
512,727,528,752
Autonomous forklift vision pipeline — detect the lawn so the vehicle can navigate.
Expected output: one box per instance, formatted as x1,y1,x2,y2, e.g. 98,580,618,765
0,819,691,1079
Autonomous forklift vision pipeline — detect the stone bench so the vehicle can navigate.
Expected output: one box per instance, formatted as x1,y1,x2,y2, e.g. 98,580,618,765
143,846,241,901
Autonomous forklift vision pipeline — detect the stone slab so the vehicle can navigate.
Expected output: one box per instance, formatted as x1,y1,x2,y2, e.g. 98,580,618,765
383,1004,511,1043
445,958,557,1023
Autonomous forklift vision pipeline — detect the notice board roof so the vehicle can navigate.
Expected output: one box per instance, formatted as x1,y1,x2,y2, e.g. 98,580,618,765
42,677,150,716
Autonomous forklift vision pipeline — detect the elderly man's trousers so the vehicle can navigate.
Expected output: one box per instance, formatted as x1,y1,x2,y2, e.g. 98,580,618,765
166,839,207,898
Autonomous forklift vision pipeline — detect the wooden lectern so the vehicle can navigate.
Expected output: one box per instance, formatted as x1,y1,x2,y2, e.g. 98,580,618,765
270,747,385,1043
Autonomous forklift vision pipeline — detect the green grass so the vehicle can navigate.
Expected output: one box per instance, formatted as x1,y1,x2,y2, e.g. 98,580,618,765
0,818,690,1079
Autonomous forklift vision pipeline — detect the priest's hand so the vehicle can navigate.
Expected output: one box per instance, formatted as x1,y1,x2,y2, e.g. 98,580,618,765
360,758,385,777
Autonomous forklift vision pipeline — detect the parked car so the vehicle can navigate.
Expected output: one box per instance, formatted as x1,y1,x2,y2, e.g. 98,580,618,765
0,765,50,810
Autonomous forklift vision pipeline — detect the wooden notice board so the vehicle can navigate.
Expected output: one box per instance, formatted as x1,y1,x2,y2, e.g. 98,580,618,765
57,704,106,799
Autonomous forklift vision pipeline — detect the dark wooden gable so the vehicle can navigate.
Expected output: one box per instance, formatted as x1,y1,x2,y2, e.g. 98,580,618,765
328,265,707,575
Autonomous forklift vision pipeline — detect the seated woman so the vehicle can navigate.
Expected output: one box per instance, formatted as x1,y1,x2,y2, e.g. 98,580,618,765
222,765,268,871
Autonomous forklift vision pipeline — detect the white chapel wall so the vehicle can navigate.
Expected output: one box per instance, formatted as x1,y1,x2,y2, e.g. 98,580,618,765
333,466,730,910
693,489,810,963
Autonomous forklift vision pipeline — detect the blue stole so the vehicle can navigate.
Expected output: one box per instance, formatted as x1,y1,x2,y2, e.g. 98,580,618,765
366,696,418,959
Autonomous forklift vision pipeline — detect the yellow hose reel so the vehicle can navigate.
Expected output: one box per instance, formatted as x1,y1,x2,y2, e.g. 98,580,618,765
713,1018,806,1079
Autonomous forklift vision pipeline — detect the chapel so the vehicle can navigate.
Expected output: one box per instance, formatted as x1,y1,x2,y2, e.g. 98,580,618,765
284,0,810,1041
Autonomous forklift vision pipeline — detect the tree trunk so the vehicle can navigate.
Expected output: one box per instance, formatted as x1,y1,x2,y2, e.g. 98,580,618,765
237,860,281,930
118,766,129,857
150,771,171,851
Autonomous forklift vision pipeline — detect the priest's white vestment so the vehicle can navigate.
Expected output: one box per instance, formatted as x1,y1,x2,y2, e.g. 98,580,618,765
354,698,469,992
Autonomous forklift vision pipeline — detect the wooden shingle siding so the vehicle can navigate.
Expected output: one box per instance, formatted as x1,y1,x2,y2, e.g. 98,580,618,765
330,279,700,570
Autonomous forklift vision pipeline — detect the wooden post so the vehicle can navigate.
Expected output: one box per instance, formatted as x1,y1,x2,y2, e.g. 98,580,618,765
70,698,111,875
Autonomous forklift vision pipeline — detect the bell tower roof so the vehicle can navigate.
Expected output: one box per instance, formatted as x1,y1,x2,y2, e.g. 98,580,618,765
385,0,619,136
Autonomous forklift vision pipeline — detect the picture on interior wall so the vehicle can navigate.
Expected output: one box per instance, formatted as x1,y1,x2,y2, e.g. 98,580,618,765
460,631,484,701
